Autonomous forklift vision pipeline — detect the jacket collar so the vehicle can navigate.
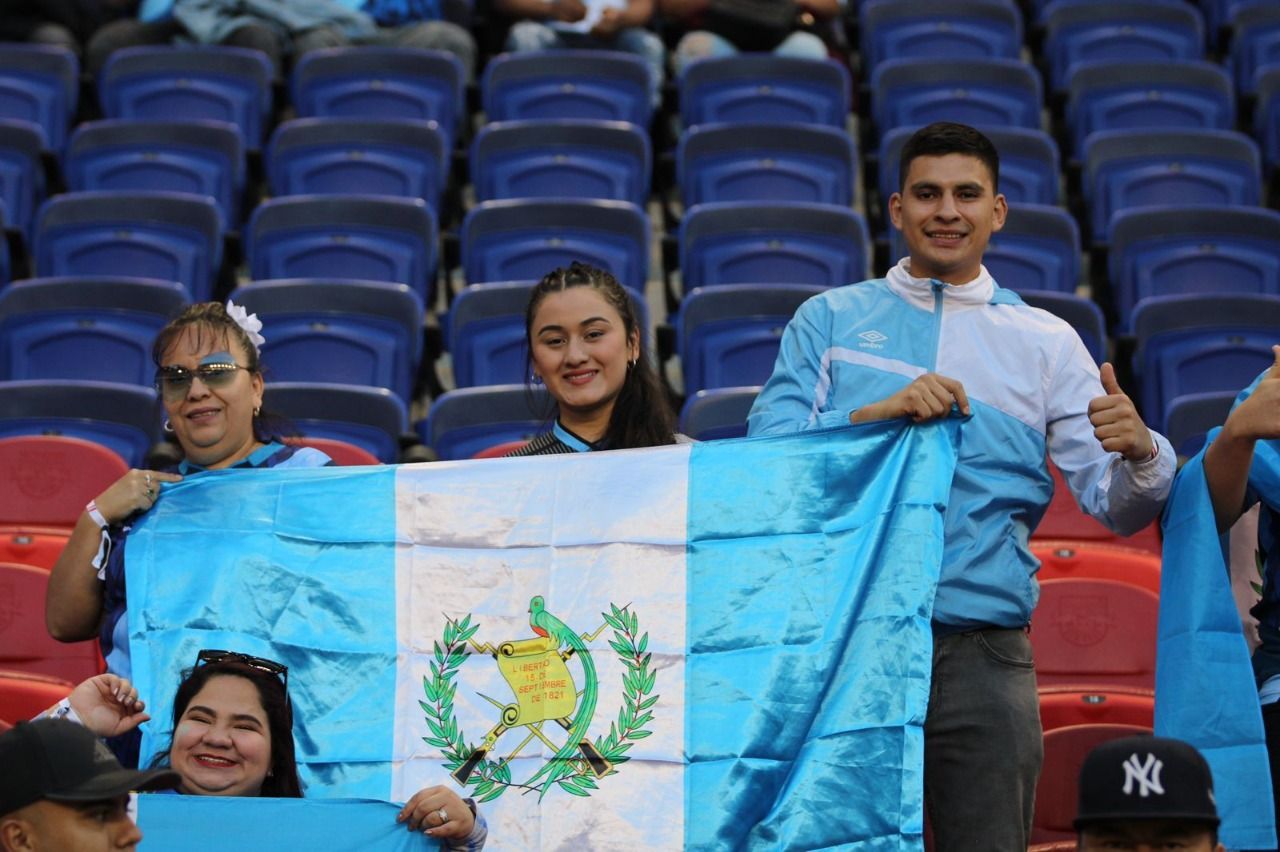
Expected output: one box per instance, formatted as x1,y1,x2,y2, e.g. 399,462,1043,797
885,258,996,309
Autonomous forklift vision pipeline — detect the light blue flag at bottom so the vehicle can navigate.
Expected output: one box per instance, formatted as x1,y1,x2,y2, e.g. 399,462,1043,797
126,422,957,851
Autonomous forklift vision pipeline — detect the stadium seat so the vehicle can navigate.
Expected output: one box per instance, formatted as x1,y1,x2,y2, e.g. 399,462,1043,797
1164,390,1236,460
0,670,74,726
678,122,856,208
65,119,246,230
472,120,651,207
1132,293,1280,431
33,191,224,303
1108,206,1280,328
0,44,78,151
1031,541,1161,595
679,55,850,128
861,0,1023,70
1066,60,1233,158
483,50,653,128
421,384,551,461
1038,689,1155,732
266,382,408,464
1230,1,1280,94
871,58,1042,135
679,387,761,441
0,529,70,571
1032,723,1154,844
0,436,129,527
283,436,380,466
1043,1,1204,92
0,276,188,386
0,563,101,684
1018,291,1106,364
680,202,870,289
1254,65,1280,175
0,201,7,287
245,195,438,305
99,46,274,150
229,279,424,403
0,380,160,468
267,117,448,213
1083,129,1262,241
0,119,45,239
1032,578,1158,691
461,199,649,295
1033,461,1161,554
677,284,823,394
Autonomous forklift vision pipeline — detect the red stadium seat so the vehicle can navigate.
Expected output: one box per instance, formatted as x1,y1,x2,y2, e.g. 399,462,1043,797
0,670,74,725
284,436,381,466
1033,461,1161,554
1032,578,1158,691
1032,723,1153,844
0,527,70,570
0,562,101,683
1039,687,1154,732
0,436,129,527
472,439,528,458
1032,541,1161,595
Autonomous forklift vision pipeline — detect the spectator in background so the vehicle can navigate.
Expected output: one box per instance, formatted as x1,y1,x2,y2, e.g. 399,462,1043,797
0,0,164,74
659,0,839,77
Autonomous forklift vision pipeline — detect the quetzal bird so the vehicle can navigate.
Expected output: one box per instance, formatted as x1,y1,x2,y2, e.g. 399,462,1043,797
525,595,597,797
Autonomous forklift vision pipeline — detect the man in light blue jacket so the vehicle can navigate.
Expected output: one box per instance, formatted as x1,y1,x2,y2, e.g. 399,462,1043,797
747,122,1175,852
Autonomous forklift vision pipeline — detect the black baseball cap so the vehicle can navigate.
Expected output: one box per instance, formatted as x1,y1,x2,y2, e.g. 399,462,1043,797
0,718,179,815
1075,735,1219,828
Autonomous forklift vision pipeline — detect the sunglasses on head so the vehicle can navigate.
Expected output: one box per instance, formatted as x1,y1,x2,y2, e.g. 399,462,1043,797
154,361,250,402
195,649,288,691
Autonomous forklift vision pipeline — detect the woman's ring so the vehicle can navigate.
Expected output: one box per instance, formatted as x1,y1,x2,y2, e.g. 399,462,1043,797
145,473,152,487
146,488,155,499
436,808,448,823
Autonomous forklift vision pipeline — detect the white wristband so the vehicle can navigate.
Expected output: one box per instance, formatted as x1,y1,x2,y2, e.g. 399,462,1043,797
42,697,84,726
85,500,109,529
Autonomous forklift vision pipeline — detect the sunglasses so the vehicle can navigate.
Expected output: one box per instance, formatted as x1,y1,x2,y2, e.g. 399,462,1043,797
154,362,250,402
195,649,289,691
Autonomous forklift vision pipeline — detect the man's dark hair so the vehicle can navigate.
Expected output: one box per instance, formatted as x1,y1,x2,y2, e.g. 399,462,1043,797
898,122,1000,192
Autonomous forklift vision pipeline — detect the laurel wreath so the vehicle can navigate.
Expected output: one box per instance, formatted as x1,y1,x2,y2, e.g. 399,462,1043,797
420,605,658,801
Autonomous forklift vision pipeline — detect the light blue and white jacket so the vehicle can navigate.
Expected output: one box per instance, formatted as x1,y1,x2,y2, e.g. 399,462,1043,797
747,259,1174,630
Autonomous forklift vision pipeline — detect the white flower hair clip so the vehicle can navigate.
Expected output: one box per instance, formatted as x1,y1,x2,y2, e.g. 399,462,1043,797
225,299,266,355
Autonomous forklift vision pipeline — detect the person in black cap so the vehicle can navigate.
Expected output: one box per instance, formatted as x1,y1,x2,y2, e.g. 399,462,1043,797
1075,734,1224,852
0,717,178,852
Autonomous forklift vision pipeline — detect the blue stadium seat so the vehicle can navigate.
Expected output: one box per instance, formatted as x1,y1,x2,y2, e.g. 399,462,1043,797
1083,129,1261,241
677,284,823,394
292,48,465,149
680,201,870,289
0,277,188,386
33,191,224,303
1108,206,1280,328
1231,1,1280,94
1018,291,1107,364
1132,293,1280,430
679,386,760,441
267,117,447,213
678,122,856,208
0,380,159,467
0,201,9,287
0,45,78,151
987,204,1081,295
65,119,246,230
482,50,652,128
461,199,649,295
229,279,424,404
421,384,551,461
680,56,850,128
0,119,45,240
99,46,274,150
1043,1,1204,92
246,195,438,305
1165,390,1236,459
1255,65,1280,175
872,57,1042,135
1066,60,1233,158
471,120,650,207
861,0,1023,70
266,382,408,464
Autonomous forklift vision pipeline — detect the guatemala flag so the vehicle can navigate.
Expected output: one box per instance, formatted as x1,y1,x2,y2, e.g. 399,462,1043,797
125,422,956,850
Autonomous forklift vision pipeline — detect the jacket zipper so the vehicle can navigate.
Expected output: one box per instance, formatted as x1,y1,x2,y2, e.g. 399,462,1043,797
929,279,945,373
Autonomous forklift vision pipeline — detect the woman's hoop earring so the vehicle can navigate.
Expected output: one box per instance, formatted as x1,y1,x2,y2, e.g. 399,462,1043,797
163,419,174,433
531,372,543,385
254,406,260,417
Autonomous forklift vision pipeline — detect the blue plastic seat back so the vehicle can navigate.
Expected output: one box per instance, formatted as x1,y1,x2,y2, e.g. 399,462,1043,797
99,46,274,150
0,45,78,151
472,120,651,207
680,56,850,128
461,199,649,295
0,277,189,386
1084,129,1262,241
678,122,856,208
422,384,552,461
1067,60,1234,158
0,200,8,287
0,119,45,240
482,51,652,127
65,119,246,230
1108,206,1280,329
1231,2,1280,94
985,203,1081,295
678,284,824,394
1018,290,1107,364
1164,390,1236,459
230,279,424,404
872,58,1042,135
680,202,870,289
246,195,438,305
33,191,224,303
268,117,448,213
1044,1,1204,92
861,0,1023,70
0,379,160,467
679,386,761,441
267,382,407,463
1255,65,1280,175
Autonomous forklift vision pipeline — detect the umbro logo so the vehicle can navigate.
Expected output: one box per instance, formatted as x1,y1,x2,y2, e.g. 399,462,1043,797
858,329,888,349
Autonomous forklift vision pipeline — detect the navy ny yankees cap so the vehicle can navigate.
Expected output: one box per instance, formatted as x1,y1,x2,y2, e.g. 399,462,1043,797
1075,735,1219,828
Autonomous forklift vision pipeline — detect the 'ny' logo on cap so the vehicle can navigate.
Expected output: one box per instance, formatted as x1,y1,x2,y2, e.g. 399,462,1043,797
1121,753,1165,797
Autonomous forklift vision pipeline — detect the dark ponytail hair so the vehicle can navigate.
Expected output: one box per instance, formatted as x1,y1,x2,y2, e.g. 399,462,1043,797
524,262,676,449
